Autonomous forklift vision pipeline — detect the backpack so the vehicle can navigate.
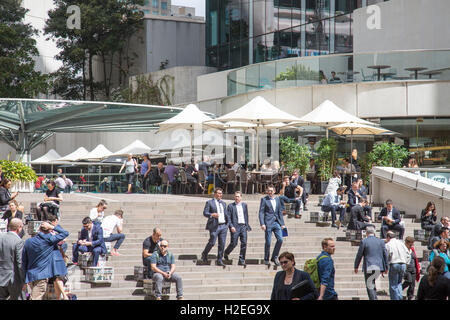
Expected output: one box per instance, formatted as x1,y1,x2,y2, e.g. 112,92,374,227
304,255,329,289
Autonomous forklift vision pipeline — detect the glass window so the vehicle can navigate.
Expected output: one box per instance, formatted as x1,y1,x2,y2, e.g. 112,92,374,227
296,56,320,84
245,64,260,93
240,0,249,39
152,10,159,15
266,0,279,34
253,0,266,37
334,14,352,53
278,0,292,31
306,0,330,23
265,32,280,61
219,1,230,45
152,0,158,8
259,60,276,90
253,35,266,63
291,26,302,57
206,46,219,68
161,1,167,10
230,41,241,68
207,0,219,47
241,38,249,67
317,18,330,54
292,0,301,27
228,71,237,96
236,68,247,95
219,45,230,70
275,58,297,88
278,29,292,59
230,0,241,43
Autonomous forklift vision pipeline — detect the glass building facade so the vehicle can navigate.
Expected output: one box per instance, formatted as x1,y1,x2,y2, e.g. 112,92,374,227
206,0,389,70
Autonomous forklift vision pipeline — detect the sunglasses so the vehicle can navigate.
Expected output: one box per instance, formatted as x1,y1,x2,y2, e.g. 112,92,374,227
279,260,290,265
160,245,168,248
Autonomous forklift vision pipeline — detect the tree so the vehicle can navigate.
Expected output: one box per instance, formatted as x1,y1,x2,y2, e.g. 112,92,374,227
0,0,48,98
45,0,145,101
279,136,311,177
316,137,338,181
367,142,409,168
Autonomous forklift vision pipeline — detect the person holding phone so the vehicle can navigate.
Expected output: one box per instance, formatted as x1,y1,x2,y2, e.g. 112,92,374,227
421,201,438,231
0,179,19,211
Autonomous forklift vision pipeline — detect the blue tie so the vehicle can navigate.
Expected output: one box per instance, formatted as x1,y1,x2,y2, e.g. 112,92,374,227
335,195,339,203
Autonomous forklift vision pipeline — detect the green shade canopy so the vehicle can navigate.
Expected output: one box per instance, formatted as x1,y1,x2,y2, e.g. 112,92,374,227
0,98,184,159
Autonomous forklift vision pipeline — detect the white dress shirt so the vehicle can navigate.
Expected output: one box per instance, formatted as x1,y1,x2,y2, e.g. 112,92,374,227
270,198,276,212
387,210,393,220
236,203,245,224
215,199,225,224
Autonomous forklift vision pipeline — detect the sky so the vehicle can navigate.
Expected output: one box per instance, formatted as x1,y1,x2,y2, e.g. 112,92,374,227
171,0,205,17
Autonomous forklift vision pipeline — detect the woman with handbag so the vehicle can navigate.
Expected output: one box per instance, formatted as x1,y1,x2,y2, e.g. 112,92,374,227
119,154,138,194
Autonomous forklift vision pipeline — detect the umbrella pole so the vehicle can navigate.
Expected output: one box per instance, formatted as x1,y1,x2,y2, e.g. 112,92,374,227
350,129,353,185
326,128,329,139
190,129,193,162
256,127,259,171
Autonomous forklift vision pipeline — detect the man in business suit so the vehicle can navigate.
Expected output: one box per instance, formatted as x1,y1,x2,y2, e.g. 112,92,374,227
201,187,229,267
354,226,388,300
224,191,252,267
348,182,372,220
72,217,107,267
291,170,308,211
378,199,405,240
348,199,375,231
321,187,346,228
22,221,69,300
259,184,286,266
0,218,25,300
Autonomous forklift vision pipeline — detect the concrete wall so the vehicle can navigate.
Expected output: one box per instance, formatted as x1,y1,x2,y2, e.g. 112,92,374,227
145,18,205,73
371,167,450,219
130,66,217,105
353,0,450,53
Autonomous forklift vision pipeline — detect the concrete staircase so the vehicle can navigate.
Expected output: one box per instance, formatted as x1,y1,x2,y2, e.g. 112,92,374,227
19,193,426,300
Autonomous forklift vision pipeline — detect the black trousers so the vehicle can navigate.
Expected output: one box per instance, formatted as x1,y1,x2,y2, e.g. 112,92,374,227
224,225,248,263
402,271,416,300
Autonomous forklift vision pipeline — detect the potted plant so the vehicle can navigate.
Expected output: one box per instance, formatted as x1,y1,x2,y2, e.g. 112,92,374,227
279,136,312,192
316,137,338,194
0,158,38,192
367,142,409,168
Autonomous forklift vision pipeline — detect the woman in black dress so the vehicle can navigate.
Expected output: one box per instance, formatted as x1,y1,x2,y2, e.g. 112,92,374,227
421,201,438,231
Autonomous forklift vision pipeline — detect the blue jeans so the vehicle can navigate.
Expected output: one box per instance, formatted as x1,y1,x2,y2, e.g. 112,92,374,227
72,244,104,267
104,233,125,250
279,195,302,215
264,223,283,262
388,263,406,300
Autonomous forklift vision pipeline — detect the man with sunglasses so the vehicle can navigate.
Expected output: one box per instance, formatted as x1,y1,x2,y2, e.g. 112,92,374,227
259,184,286,266
150,240,183,300
201,188,230,267
72,217,107,267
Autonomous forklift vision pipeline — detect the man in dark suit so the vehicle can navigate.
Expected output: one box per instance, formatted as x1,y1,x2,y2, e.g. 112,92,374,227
224,191,252,267
354,226,388,300
428,227,449,250
378,199,405,240
201,188,229,267
259,184,286,266
348,199,375,230
72,217,107,267
22,221,69,300
348,182,372,220
0,218,25,300
431,216,449,239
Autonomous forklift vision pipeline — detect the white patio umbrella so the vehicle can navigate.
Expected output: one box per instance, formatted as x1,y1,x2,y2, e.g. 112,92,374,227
111,139,151,156
79,144,113,161
288,100,375,138
205,96,305,169
55,147,89,162
329,122,390,184
31,149,61,163
157,104,220,160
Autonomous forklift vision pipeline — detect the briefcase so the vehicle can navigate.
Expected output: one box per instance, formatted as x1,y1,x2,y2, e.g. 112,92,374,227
291,280,314,299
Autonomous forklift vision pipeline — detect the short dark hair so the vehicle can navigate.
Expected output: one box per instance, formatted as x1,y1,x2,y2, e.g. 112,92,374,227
337,187,345,193
82,217,92,225
440,227,449,235
321,238,333,249
97,200,107,207
266,184,275,190
386,199,393,205
279,252,295,266
47,214,58,222
47,180,56,187
214,187,223,194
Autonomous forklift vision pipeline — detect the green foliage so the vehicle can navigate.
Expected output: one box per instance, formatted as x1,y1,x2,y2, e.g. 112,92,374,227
0,0,49,98
367,142,409,168
279,137,311,177
45,0,145,100
0,159,37,183
275,64,320,82
358,153,371,185
316,138,338,181
114,74,174,105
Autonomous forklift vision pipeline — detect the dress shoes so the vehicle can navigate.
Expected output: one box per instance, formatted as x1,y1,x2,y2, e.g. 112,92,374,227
224,253,230,261
264,260,270,266
200,255,208,263
238,261,246,267
271,257,280,266
216,260,226,267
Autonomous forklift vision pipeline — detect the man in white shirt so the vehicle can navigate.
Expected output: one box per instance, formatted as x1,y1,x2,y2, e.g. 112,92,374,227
201,188,229,267
224,191,252,267
54,176,67,193
89,200,108,224
385,231,411,300
101,210,125,256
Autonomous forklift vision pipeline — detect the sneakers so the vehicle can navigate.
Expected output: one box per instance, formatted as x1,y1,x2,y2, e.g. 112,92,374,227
177,296,184,300
271,257,280,266
155,297,162,300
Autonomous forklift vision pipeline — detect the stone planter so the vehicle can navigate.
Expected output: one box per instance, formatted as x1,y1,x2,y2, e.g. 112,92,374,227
10,181,35,193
